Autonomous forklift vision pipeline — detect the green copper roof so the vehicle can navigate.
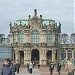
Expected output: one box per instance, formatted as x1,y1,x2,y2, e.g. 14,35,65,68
15,18,56,26
16,19,28,26
42,19,55,25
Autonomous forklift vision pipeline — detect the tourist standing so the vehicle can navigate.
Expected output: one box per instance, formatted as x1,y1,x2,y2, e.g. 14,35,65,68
65,58,74,75
16,62,20,74
56,62,62,75
1,58,15,75
49,62,54,75
29,61,33,74
27,62,29,72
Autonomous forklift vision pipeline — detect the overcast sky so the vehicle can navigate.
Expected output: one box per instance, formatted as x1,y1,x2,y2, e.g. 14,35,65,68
0,0,74,37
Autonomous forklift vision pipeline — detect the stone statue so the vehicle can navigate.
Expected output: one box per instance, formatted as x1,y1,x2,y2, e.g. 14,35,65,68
34,9,37,16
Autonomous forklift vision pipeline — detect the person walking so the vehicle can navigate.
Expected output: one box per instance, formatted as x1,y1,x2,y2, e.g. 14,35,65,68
11,60,17,72
49,62,54,75
1,58,15,75
65,58,74,75
29,61,33,74
27,62,29,72
38,64,40,69
16,62,20,74
56,62,62,75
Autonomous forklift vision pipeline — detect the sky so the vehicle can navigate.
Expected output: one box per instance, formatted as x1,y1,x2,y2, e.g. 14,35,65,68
0,0,74,37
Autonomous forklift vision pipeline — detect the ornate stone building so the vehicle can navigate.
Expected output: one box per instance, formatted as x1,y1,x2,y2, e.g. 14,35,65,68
9,9,61,65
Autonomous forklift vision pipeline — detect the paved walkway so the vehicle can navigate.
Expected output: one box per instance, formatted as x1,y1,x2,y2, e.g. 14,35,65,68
15,66,74,75
16,68,40,75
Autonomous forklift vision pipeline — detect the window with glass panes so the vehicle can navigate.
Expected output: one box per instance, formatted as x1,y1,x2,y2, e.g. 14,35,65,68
8,35,10,44
46,31,52,44
31,30,39,43
61,48,66,60
68,48,72,60
18,32,24,43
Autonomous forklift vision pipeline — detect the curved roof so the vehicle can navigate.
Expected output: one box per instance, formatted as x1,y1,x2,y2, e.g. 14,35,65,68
16,18,56,26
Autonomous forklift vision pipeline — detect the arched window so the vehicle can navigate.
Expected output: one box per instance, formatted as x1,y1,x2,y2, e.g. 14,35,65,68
68,48,72,60
46,31,52,44
31,30,39,43
18,32,24,43
61,48,66,60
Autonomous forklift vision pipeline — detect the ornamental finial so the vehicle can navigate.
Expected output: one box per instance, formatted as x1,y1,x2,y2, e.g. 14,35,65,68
34,9,37,16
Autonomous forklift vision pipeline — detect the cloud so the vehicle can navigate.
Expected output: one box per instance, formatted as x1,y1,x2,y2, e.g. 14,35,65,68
0,0,74,37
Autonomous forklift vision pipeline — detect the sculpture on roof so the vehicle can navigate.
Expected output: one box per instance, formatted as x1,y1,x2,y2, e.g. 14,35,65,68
34,9,37,16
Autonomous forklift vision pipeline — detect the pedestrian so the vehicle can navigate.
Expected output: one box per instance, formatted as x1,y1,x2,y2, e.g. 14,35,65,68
27,62,29,72
11,60,17,72
56,61,62,75
65,58,74,75
38,64,40,69
0,58,15,75
16,62,20,74
29,61,33,74
49,62,54,75
33,62,35,69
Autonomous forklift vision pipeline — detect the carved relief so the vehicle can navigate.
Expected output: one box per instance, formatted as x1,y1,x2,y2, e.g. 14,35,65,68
29,16,41,29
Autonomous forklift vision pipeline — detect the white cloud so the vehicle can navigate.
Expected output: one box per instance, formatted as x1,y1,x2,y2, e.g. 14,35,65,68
0,0,74,36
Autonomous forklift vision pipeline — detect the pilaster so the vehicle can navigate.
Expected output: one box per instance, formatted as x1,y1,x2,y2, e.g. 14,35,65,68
15,50,18,63
66,50,68,59
52,49,56,64
24,49,31,65
40,48,47,65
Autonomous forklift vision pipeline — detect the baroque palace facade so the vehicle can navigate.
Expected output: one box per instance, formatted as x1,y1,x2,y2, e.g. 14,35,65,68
9,9,61,65
0,9,75,65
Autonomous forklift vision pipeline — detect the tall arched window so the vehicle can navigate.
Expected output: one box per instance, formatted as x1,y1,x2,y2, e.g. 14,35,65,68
61,48,66,60
46,31,52,44
68,48,72,60
18,32,24,43
31,30,39,43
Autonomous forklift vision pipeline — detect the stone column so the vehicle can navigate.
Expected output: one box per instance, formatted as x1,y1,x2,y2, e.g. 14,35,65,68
24,33,25,43
24,49,31,65
10,33,13,44
40,33,45,43
15,50,19,63
44,34,46,43
25,34,29,43
15,33,18,43
52,33,55,43
66,50,68,59
24,51,26,65
42,50,47,65
39,49,47,65
52,50,56,64
39,50,43,65
40,33,43,43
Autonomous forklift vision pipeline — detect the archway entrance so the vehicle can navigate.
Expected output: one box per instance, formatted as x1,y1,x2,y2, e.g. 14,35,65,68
46,50,52,65
31,49,39,64
19,51,24,64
